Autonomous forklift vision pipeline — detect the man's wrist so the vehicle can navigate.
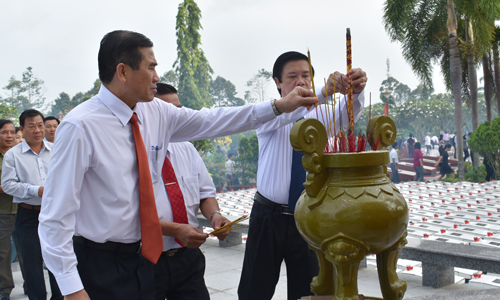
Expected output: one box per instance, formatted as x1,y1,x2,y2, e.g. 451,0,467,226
270,99,282,116
210,210,221,222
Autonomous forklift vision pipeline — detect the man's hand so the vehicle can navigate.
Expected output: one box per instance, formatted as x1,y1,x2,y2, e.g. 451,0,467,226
324,68,367,96
0,185,3,194
64,289,90,300
275,86,318,113
38,186,44,198
211,213,231,241
175,224,208,248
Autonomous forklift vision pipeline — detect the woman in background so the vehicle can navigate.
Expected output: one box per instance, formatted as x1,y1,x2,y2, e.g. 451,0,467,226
413,142,424,181
435,144,455,181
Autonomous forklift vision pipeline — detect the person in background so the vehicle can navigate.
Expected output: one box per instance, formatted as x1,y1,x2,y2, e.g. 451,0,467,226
435,144,455,181
397,134,404,149
443,130,449,143
154,83,230,300
425,132,431,155
463,134,469,162
484,156,494,182
1,110,63,300
431,135,438,150
413,142,424,182
216,145,224,156
407,133,415,159
43,117,60,144
0,119,25,300
225,153,238,189
468,132,474,165
390,142,400,184
13,128,22,146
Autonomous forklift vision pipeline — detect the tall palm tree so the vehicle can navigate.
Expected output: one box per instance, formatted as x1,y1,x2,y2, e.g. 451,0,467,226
493,26,500,116
383,0,500,179
466,19,479,166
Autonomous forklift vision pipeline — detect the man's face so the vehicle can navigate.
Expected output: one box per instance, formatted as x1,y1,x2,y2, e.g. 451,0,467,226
14,130,23,145
126,47,160,103
156,93,181,108
0,123,15,150
21,115,44,146
44,120,59,141
274,60,311,97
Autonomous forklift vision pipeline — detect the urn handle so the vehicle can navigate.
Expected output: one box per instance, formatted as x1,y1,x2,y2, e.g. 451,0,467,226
290,118,328,198
367,116,397,150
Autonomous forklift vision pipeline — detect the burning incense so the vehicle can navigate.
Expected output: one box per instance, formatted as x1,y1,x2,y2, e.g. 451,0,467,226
307,48,326,126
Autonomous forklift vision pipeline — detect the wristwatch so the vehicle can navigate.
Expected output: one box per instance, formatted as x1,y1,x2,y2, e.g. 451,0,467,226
270,99,283,116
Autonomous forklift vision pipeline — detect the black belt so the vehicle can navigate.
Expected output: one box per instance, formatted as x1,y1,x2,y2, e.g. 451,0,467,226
73,236,142,254
161,247,187,257
254,191,293,215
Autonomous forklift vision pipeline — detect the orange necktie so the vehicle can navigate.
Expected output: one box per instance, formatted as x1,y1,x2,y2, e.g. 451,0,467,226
130,113,163,264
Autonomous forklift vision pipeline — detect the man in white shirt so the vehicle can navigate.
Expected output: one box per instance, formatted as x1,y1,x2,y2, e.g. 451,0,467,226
390,142,400,184
238,51,367,300
38,30,318,300
1,110,62,300
43,116,59,144
153,82,230,299
225,153,238,189
425,132,431,154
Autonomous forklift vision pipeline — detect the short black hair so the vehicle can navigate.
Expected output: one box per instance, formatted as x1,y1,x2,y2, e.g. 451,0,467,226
44,116,60,125
156,83,177,96
0,119,13,131
19,109,44,127
228,153,235,159
392,142,398,148
272,51,314,96
15,127,21,133
445,143,452,150
98,30,154,84
415,142,421,149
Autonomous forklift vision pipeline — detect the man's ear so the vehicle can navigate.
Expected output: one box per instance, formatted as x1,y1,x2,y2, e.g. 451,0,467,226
115,63,128,83
274,77,281,89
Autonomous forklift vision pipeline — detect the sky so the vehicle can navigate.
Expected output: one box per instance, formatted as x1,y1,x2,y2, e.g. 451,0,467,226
0,0,452,111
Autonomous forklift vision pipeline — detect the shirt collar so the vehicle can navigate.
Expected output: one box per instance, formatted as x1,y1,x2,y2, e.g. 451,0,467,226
21,139,51,154
98,84,142,127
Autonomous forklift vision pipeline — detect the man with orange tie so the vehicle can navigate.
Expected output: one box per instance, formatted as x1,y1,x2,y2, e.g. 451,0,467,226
154,83,230,300
38,30,319,300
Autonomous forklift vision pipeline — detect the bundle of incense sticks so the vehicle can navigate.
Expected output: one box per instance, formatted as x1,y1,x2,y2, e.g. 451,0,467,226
209,215,249,235
305,30,381,154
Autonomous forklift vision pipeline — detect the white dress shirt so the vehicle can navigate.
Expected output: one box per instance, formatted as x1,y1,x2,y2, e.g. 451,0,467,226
425,136,431,146
256,91,365,204
390,148,399,164
38,84,277,295
1,140,52,206
163,142,215,251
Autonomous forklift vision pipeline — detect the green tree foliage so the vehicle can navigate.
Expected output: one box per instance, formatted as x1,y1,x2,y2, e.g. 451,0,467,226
0,103,18,123
159,70,179,87
190,139,214,158
210,76,244,107
49,79,101,117
174,0,213,110
3,67,46,112
235,135,259,186
379,77,412,106
469,116,500,178
245,69,272,103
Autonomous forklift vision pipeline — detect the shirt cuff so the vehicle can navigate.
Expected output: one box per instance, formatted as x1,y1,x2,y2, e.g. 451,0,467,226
255,101,277,122
55,270,84,296
28,186,40,197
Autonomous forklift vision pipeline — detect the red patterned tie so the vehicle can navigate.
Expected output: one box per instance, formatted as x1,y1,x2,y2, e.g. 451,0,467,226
129,113,163,264
161,156,188,247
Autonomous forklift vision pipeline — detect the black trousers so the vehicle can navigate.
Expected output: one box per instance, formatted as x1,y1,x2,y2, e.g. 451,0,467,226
16,206,62,300
74,239,155,300
238,200,318,300
154,248,209,300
